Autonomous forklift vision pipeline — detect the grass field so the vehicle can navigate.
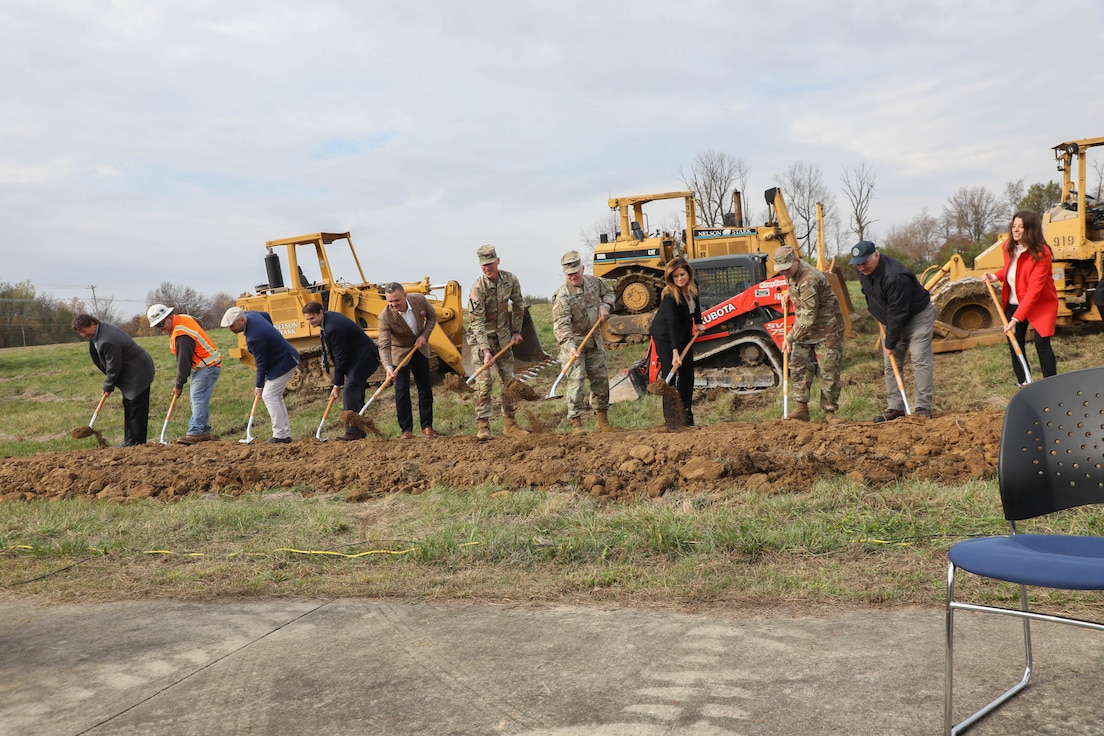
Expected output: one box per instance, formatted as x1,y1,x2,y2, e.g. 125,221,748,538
2,299,1104,614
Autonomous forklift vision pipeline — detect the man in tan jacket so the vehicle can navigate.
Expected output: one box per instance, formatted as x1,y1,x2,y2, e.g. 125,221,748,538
378,282,438,439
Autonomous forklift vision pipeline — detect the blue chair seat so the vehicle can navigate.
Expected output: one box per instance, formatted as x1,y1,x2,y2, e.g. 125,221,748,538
949,535,1104,590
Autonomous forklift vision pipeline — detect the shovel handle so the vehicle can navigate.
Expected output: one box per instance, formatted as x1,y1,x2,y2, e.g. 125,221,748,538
316,393,338,439
663,337,697,385
165,392,178,421
878,323,912,415
89,391,110,427
466,343,514,385
548,318,604,398
984,278,1032,384
248,392,260,418
360,347,416,414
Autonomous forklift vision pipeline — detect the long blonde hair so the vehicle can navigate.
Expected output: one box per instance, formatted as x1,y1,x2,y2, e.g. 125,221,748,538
661,257,698,304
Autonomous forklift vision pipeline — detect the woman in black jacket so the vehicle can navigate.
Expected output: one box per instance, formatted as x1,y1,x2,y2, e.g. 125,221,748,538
648,257,702,429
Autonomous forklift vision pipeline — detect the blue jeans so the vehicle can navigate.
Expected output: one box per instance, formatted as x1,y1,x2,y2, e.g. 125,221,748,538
187,365,221,435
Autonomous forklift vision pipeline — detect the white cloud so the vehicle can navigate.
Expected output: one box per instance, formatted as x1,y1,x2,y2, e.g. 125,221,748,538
2,0,1103,309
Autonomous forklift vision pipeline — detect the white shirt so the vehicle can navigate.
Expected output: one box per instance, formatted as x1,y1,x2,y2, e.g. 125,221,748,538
1007,243,1027,305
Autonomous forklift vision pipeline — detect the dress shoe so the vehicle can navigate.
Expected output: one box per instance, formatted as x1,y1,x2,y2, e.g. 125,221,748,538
873,409,906,423
422,427,438,439
400,431,414,440
265,436,292,444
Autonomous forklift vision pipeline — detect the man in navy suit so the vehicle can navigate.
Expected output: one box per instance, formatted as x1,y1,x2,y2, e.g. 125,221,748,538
303,302,380,441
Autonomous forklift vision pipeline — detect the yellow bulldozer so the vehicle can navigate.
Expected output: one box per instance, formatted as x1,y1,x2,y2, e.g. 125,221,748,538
922,135,1104,350
592,187,855,342
229,232,547,391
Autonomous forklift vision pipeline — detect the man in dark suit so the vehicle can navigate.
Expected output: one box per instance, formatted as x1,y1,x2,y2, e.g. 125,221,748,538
377,283,438,439
72,314,156,446
302,302,381,441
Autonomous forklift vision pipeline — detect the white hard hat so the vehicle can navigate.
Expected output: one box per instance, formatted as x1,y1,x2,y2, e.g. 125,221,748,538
147,304,173,327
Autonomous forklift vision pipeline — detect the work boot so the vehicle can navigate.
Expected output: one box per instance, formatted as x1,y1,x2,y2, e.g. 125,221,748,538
596,409,613,433
176,433,212,445
823,412,841,426
476,418,491,440
789,402,810,421
571,417,586,434
502,416,529,437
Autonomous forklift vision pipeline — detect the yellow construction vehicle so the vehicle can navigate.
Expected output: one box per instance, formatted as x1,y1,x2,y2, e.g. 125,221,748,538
922,135,1104,350
229,232,546,390
593,187,854,341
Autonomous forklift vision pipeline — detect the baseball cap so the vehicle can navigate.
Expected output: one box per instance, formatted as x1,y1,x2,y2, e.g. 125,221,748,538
849,240,877,265
220,306,244,328
561,250,583,274
476,244,498,265
772,246,797,273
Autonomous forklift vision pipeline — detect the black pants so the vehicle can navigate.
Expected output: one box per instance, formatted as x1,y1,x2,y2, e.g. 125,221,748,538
341,361,376,438
393,351,433,433
122,386,151,446
1004,304,1057,384
655,338,695,427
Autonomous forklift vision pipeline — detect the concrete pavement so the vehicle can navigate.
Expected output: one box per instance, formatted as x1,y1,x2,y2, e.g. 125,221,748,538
1,599,1101,735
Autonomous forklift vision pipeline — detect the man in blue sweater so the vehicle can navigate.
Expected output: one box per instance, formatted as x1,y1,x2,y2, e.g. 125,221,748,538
221,307,299,443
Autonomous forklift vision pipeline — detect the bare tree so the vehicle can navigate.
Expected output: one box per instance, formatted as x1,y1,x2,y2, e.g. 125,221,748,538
883,209,944,266
1003,179,1025,217
942,185,1003,244
1091,154,1104,201
678,149,750,226
146,282,213,323
840,163,878,241
775,161,836,253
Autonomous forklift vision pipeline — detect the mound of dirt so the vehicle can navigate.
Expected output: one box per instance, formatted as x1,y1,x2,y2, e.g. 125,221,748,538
0,412,1002,503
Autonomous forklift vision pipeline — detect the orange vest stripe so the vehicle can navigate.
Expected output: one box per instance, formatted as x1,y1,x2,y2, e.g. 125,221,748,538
170,315,222,368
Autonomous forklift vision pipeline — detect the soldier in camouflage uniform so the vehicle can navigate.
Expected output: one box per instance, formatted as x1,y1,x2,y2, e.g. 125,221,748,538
551,250,616,433
468,244,530,439
774,245,845,425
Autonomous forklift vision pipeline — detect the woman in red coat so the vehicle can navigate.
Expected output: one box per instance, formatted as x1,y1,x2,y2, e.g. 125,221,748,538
983,208,1058,384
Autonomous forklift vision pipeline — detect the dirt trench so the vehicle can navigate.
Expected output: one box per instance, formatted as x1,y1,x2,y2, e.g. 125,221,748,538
0,411,1001,503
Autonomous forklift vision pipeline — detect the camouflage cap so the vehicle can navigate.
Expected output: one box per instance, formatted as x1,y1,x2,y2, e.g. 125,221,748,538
561,250,583,274
772,246,797,273
476,244,498,265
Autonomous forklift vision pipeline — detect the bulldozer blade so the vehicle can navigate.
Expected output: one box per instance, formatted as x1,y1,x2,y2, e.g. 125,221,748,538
608,358,648,404
512,308,552,368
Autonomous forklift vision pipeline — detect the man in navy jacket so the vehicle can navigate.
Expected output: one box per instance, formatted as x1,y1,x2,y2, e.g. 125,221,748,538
302,302,380,440
222,307,299,443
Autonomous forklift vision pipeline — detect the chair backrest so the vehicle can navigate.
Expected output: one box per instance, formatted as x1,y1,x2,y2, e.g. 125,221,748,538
999,367,1104,521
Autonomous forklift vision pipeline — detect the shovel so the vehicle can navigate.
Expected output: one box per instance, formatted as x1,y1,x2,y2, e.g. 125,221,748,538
546,318,604,399
647,339,695,398
158,393,178,445
72,391,110,439
466,343,515,385
239,394,260,444
985,278,1033,385
878,323,912,416
359,347,416,415
315,392,338,441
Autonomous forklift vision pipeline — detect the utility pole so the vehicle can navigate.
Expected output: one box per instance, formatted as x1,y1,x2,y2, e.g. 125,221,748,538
88,285,99,317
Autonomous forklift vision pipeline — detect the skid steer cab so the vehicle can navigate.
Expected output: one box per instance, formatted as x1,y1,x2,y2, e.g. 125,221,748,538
609,253,795,402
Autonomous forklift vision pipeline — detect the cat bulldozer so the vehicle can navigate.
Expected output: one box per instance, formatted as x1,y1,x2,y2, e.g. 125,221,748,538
229,232,548,391
921,135,1104,350
593,186,854,343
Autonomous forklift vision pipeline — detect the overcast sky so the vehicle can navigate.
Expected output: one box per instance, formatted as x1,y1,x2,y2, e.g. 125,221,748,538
4,0,1104,315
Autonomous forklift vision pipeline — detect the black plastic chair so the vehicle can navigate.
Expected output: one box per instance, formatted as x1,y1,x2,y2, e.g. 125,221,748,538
945,367,1104,734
